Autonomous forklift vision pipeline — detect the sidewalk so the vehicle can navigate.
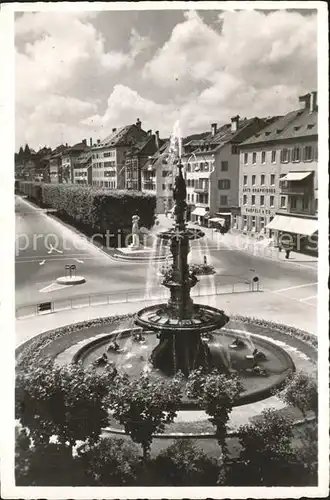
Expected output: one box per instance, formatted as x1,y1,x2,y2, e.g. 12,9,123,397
157,215,317,266
16,289,317,348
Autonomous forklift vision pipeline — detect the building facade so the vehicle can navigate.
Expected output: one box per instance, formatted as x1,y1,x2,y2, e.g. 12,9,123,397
238,91,318,246
91,119,148,189
72,149,93,185
141,141,175,214
125,131,161,190
180,116,272,227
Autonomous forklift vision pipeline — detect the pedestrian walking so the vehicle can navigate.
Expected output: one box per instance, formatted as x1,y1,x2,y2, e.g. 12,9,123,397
285,249,291,259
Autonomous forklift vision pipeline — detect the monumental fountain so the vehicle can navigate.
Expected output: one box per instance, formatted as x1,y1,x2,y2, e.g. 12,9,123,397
72,149,295,407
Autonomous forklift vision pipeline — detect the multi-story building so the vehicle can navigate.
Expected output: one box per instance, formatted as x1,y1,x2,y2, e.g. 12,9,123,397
125,131,161,190
237,91,318,247
91,119,148,189
60,139,91,184
72,148,93,185
181,116,272,227
49,145,67,183
141,141,175,214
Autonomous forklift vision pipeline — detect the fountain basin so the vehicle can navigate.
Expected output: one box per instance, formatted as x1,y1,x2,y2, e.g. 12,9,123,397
72,328,295,409
158,227,205,241
135,303,230,334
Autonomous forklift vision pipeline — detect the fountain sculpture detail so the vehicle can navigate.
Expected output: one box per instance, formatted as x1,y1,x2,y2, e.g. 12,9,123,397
135,161,230,376
128,214,141,250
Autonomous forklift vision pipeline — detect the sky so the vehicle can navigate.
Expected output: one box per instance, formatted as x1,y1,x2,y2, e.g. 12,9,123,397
15,7,318,150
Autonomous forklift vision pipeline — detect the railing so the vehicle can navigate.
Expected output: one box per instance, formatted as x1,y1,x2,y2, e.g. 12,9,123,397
16,279,260,319
280,186,313,195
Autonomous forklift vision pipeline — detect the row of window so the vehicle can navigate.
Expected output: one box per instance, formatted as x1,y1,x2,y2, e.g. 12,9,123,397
185,161,229,173
74,171,87,177
243,173,277,186
92,151,116,159
243,194,278,207
93,161,116,168
244,145,317,166
92,180,116,188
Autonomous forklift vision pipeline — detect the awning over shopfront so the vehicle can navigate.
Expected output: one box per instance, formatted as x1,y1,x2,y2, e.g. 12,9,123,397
209,217,225,225
266,215,318,236
191,207,207,217
280,171,312,182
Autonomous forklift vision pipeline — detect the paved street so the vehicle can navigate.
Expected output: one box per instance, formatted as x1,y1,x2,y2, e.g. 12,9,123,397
16,197,317,325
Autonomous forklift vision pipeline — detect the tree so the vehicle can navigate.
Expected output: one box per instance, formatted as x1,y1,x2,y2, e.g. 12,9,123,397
16,360,116,447
106,373,183,460
24,144,31,158
234,408,296,485
77,438,142,486
150,439,220,486
277,370,318,417
186,368,242,461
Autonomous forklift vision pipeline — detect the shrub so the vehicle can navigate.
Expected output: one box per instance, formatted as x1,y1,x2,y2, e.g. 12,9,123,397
189,263,216,276
277,370,318,417
150,440,220,486
186,368,243,460
234,408,296,485
77,438,142,486
16,359,116,447
106,373,183,460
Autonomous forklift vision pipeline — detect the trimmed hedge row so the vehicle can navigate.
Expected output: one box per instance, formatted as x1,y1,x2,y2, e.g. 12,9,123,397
17,181,156,235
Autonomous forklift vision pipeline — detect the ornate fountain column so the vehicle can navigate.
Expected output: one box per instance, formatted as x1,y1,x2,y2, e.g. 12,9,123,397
135,161,230,376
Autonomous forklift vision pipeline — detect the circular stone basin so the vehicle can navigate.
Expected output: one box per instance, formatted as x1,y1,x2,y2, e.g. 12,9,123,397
73,328,295,409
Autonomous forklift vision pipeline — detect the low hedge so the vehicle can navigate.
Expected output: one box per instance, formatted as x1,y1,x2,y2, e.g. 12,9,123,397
17,181,156,237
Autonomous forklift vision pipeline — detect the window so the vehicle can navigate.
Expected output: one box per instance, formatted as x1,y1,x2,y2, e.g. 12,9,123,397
302,197,309,210
191,194,194,203
232,145,239,154
243,194,247,205
252,216,256,227
260,195,265,206
292,147,301,162
191,179,195,187
252,175,256,185
260,217,265,230
261,151,266,164
162,184,166,190
291,197,297,209
243,215,248,230
271,151,276,163
187,194,190,202
280,148,290,163
162,171,168,177
270,195,275,207
270,174,275,185
187,163,191,172
221,161,228,171
252,152,257,164
187,179,191,187
218,179,231,190
315,145,318,160
220,195,228,205
260,174,265,185
243,175,248,185
252,195,256,206
315,198,318,213
303,145,313,161
280,196,286,208
244,153,248,165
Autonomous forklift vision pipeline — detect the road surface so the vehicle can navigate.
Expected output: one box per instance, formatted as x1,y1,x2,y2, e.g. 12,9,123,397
15,197,317,318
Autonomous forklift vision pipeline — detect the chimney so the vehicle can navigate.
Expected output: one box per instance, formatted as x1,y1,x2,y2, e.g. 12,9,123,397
82,139,87,146
147,129,152,137
310,91,317,113
155,130,160,149
136,118,141,129
89,137,93,147
112,128,117,133
211,123,217,136
97,139,100,145
231,115,240,133
298,93,311,110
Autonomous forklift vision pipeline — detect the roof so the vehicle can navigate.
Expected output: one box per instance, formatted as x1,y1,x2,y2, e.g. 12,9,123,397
125,135,155,157
64,142,90,155
93,125,143,149
241,108,317,146
141,141,170,171
182,118,260,155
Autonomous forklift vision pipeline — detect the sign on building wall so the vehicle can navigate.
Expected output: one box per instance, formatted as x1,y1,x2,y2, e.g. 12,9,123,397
242,187,276,193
